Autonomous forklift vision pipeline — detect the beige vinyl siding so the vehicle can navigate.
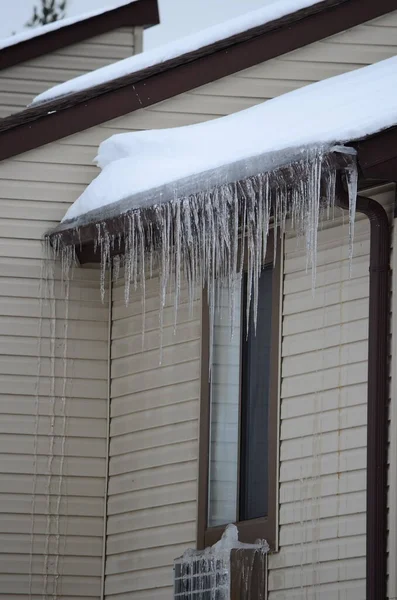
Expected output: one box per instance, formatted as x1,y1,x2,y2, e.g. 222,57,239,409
267,185,394,599
0,8,395,598
0,27,137,118
0,151,109,596
106,277,201,599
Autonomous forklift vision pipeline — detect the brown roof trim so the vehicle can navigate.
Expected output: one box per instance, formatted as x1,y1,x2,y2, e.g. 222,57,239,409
0,0,395,162
0,0,159,70
354,125,397,181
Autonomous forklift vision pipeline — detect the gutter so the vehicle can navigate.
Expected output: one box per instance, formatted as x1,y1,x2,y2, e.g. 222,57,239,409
338,188,390,600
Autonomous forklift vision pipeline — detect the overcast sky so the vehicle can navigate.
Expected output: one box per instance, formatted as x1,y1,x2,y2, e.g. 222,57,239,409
0,0,274,48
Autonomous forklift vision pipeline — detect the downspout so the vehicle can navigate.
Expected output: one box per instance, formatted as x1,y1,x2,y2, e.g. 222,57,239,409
100,267,112,600
337,189,390,600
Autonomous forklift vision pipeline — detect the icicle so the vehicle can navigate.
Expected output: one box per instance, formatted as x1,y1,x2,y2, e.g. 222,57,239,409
46,146,357,362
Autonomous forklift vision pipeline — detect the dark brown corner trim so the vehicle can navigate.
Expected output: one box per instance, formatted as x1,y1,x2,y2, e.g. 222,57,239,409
0,0,395,162
0,0,159,71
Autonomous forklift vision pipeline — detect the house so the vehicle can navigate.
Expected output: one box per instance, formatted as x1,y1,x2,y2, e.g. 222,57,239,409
0,0,159,118
0,0,396,598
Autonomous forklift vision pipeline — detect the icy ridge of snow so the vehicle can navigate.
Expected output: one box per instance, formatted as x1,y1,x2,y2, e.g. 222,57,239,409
0,0,138,51
32,0,322,105
62,55,397,223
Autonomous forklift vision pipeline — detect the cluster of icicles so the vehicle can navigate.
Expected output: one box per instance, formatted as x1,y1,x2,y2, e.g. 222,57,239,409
47,147,358,345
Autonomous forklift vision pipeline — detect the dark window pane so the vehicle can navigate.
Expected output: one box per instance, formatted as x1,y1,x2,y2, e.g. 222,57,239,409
239,266,273,521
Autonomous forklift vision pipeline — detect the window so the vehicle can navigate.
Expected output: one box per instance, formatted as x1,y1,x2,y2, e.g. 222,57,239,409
198,234,281,550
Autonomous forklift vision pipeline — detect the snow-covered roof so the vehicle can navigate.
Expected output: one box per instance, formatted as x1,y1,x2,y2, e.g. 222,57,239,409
32,0,324,106
61,55,397,225
0,0,141,51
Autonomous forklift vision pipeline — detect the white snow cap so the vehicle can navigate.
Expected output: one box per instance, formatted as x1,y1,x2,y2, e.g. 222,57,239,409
0,0,139,51
32,0,323,105
62,55,397,224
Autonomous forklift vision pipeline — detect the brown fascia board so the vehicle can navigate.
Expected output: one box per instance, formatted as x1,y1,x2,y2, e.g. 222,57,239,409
0,0,396,162
354,125,397,182
0,0,160,70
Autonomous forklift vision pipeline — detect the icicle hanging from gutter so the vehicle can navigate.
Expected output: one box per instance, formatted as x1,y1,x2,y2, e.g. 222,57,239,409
45,145,357,344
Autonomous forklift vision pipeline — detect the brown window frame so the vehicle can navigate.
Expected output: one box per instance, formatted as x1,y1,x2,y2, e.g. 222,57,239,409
197,231,281,551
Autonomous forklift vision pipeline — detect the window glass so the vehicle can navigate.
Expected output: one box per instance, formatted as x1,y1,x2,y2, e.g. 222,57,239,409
208,280,241,527
208,265,273,527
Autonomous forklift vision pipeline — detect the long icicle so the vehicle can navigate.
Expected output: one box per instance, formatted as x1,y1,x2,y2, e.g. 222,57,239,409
46,148,357,359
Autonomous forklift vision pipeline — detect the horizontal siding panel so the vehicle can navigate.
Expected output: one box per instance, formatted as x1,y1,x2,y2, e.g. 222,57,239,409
1,374,107,399
0,355,107,379
282,319,368,356
0,178,85,202
155,92,263,115
283,253,369,294
270,535,365,570
108,461,197,495
111,400,199,436
0,433,105,457
0,316,106,340
280,448,366,483
281,405,366,439
102,108,218,132
111,321,201,356
105,543,188,576
284,41,396,64
0,414,105,437
279,470,366,503
268,557,365,589
111,380,200,417
108,480,196,515
280,491,366,525
281,362,367,398
106,503,196,541
0,513,103,536
2,533,102,556
191,75,309,98
283,277,369,315
111,339,200,379
110,420,198,456
109,440,198,476
281,383,367,419
282,341,367,377
0,395,106,419
282,298,369,336
279,513,366,546
2,553,100,576
105,565,173,595
238,58,360,81
280,426,367,459
0,494,102,517
111,359,200,398
0,574,100,596
0,454,105,477
0,473,104,497
106,521,195,554
327,24,397,45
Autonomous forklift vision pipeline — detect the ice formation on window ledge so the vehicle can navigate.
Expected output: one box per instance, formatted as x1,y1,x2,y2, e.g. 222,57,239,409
46,145,357,355
174,524,269,600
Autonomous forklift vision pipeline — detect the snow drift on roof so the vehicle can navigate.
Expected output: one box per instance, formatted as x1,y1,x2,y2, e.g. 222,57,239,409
32,0,323,105
0,0,138,51
62,55,397,224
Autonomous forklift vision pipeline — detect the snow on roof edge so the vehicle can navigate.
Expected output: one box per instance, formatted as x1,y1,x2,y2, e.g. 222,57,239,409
31,0,323,106
60,55,397,224
0,0,140,51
